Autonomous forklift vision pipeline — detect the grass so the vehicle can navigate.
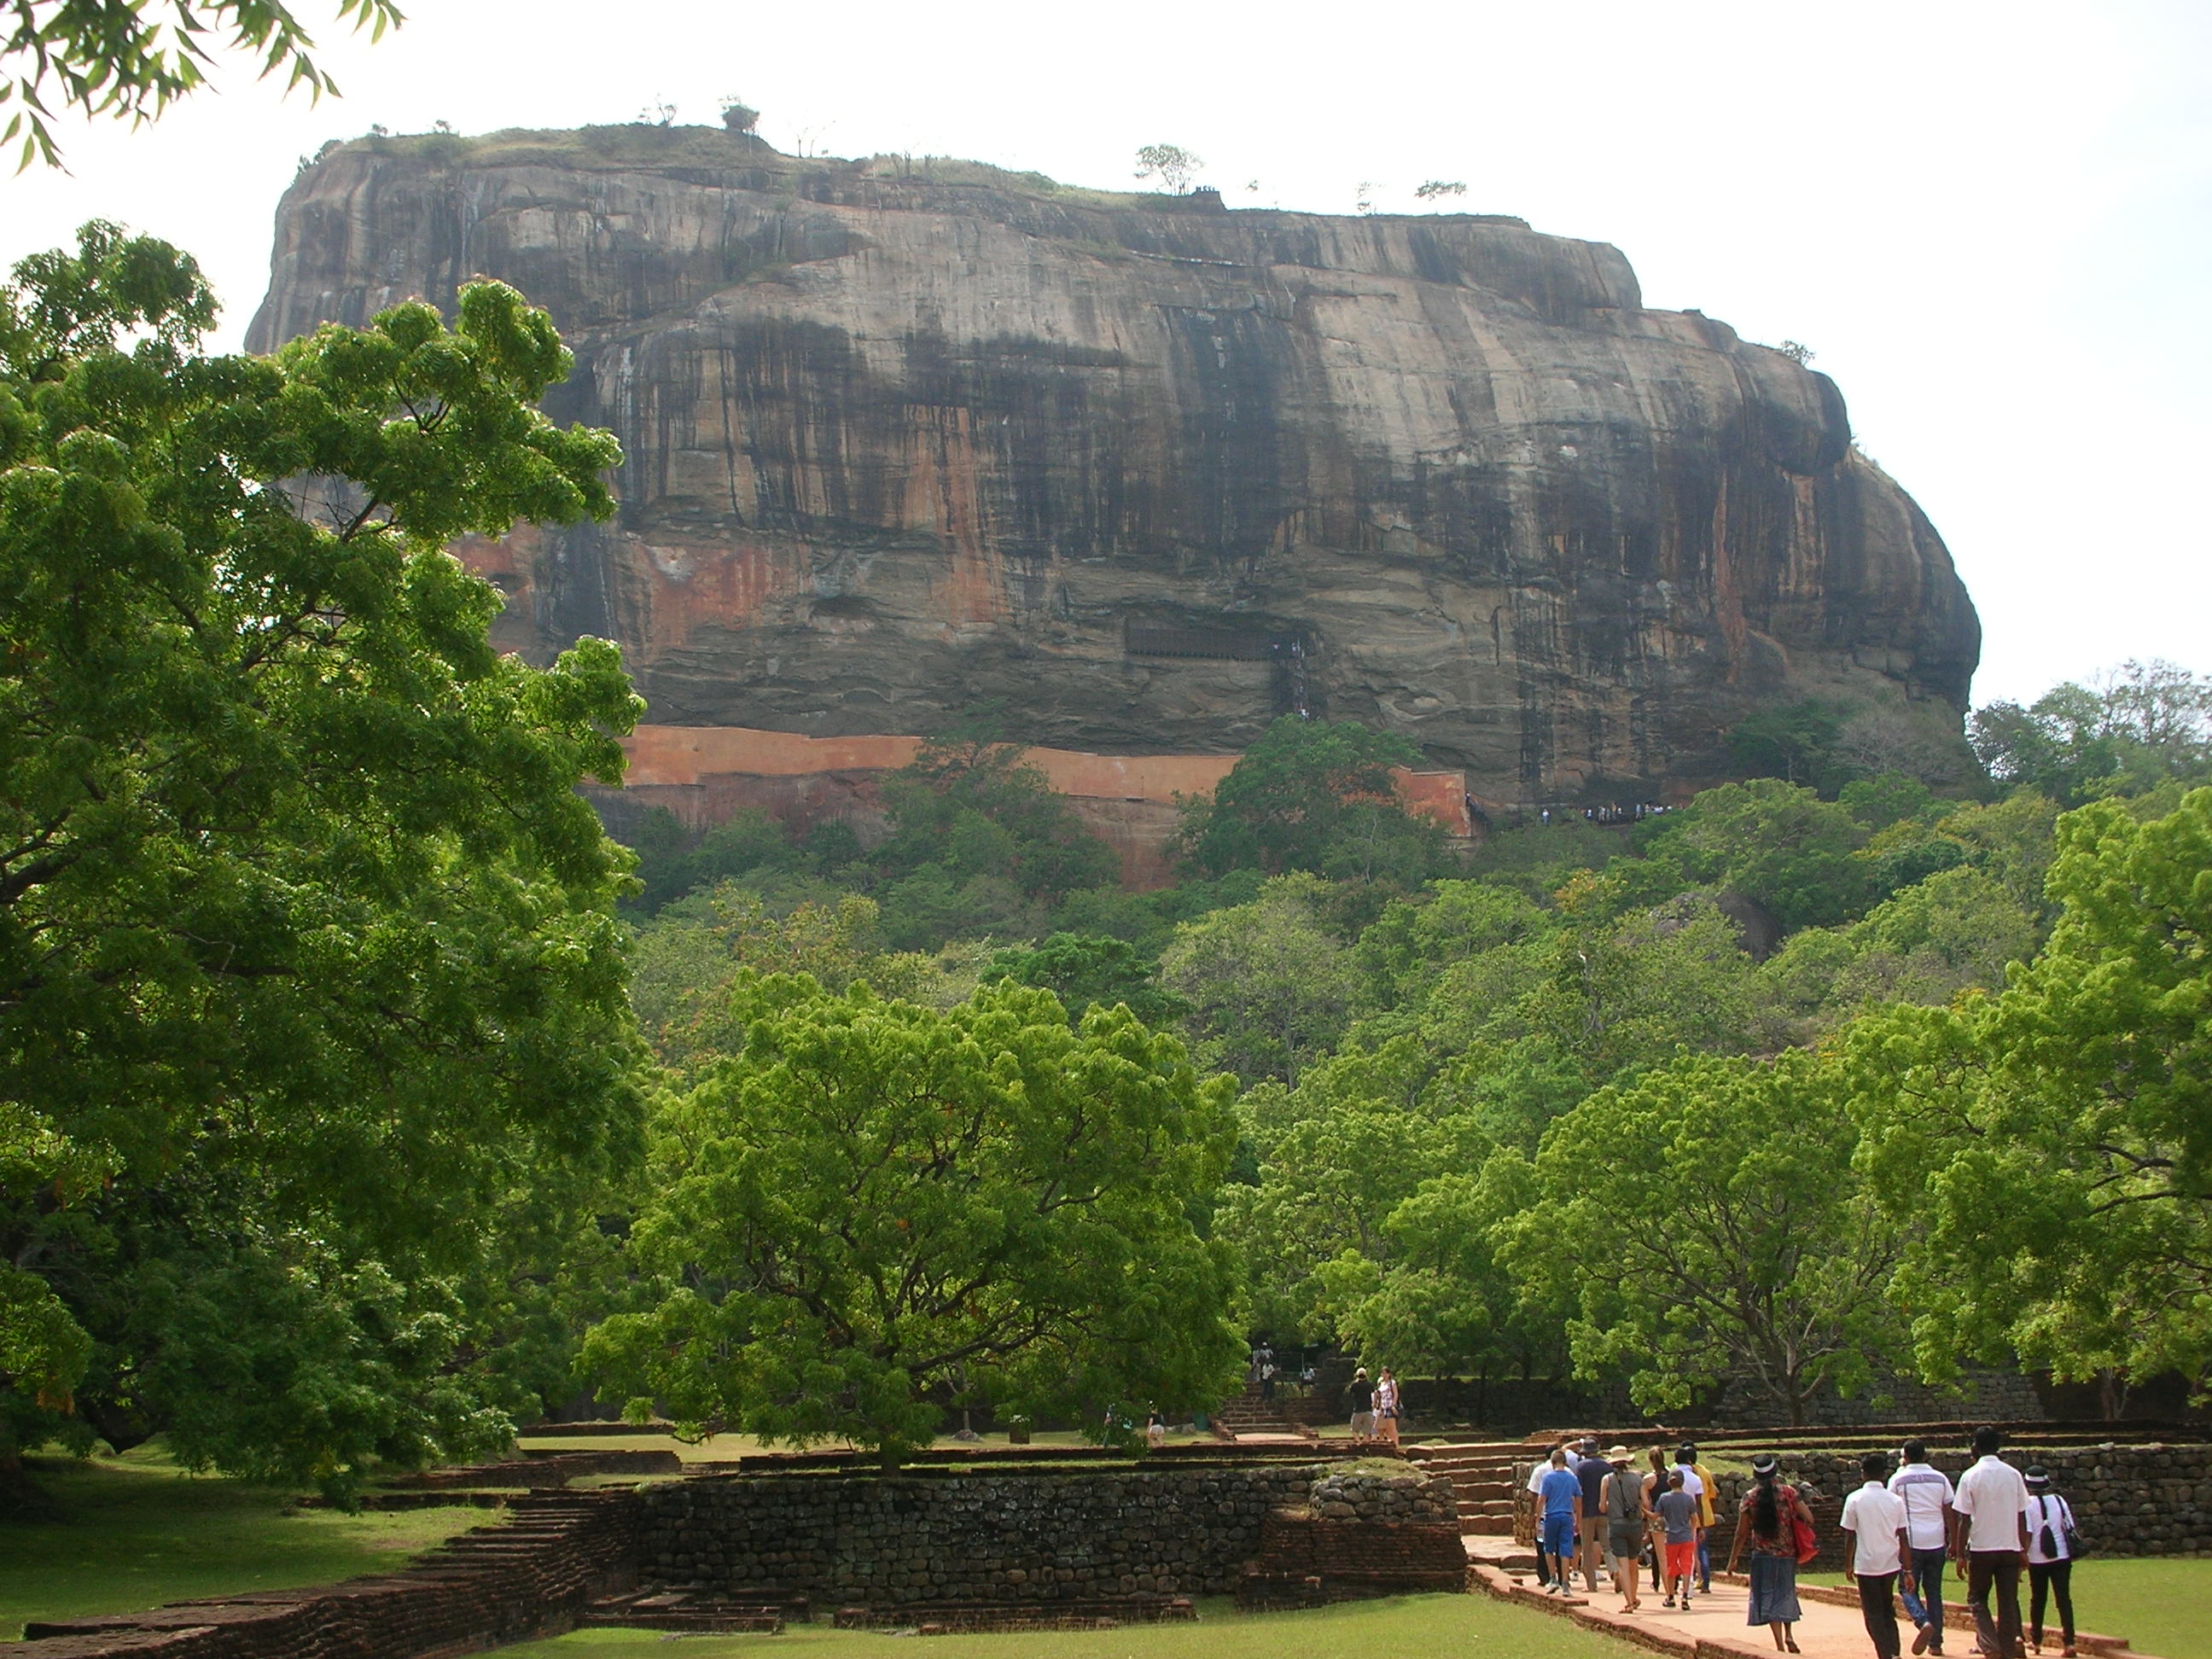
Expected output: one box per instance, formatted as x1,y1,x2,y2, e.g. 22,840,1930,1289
505,1592,1629,1659
0,1446,482,1642
1809,1558,2212,1659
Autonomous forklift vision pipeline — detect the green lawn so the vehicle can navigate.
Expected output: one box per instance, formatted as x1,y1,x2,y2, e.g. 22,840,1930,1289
0,1447,483,1642
1811,1558,2212,1659
508,1592,1630,1659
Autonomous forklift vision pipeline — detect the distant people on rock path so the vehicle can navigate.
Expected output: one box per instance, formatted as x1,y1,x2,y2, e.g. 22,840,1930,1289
1539,1445,1584,1596
1955,1425,2033,1659
2023,1465,2079,1657
1729,1452,1814,1653
1892,1437,1959,1655
1600,1444,1647,1612
1844,1449,1914,1659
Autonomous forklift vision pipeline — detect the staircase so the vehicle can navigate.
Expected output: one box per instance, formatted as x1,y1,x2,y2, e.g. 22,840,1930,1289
1209,1383,1317,1442
1405,1438,1541,1572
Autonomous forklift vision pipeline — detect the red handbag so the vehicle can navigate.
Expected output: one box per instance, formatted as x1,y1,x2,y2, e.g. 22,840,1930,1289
1789,1486,1819,1565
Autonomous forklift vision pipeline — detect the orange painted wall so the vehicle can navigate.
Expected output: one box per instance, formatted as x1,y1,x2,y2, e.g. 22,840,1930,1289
614,724,1472,888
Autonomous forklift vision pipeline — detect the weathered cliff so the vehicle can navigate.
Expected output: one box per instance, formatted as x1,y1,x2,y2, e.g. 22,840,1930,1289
249,125,1979,803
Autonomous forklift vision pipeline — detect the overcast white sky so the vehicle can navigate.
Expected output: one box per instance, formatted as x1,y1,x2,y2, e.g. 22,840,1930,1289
4,0,2206,708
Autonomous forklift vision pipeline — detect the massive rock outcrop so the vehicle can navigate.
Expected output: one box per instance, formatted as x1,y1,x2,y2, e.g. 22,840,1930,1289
249,125,1979,804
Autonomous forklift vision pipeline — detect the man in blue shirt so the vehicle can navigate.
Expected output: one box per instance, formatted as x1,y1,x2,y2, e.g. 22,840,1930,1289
1539,1446,1584,1596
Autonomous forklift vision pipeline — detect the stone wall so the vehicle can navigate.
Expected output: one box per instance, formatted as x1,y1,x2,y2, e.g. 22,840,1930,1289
636,1463,1321,1604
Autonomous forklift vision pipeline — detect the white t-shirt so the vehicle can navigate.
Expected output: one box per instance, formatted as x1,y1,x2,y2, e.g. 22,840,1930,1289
1954,1455,2031,1553
1888,1464,1956,1551
1671,1463,1706,1500
1842,1481,1909,1576
1528,1458,1553,1495
2026,1493,2075,1565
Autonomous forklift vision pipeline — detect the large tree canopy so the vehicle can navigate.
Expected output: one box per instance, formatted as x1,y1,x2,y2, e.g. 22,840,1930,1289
585,976,1245,1462
0,224,643,1492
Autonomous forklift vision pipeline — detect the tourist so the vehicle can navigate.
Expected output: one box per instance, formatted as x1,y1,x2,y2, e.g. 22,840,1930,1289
1538,1446,1584,1596
1260,1359,1278,1402
1145,1411,1167,1450
1526,1444,1563,1586
1843,1450,1913,1659
1644,1446,1673,1593
1600,1444,1646,1612
1575,1436,1614,1594
1656,1468,1701,1610
1346,1366,1377,1441
1374,1366,1400,1447
1953,1425,2031,1659
1728,1453,1813,1653
1680,1442,1717,1592
2023,1467,2077,1657
1892,1437,1957,1655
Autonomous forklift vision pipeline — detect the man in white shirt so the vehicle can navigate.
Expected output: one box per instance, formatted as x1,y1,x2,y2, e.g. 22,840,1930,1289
1843,1452,1915,1659
1952,1425,2031,1659
1891,1438,1958,1655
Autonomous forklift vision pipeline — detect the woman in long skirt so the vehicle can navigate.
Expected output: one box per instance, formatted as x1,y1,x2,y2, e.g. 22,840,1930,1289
1727,1454,1814,1653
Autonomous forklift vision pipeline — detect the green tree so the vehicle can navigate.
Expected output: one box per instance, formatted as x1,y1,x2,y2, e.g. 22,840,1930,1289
3,0,401,169
1634,777,1879,929
1846,786,2212,1401
985,932,1188,1028
1510,1050,1900,1424
1158,873,1359,1085
0,226,643,1490
1177,715,1452,884
1726,698,1849,791
1970,661,2212,806
584,977,1244,1462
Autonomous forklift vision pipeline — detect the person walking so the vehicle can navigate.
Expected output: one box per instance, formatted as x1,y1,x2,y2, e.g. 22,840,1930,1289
1843,1451,1914,1659
1575,1436,1614,1594
1346,1367,1376,1440
1953,1425,2031,1659
2023,1467,2077,1657
1600,1444,1647,1612
1680,1442,1718,1592
1656,1468,1702,1610
1892,1438,1957,1655
1538,1446,1584,1596
1374,1367,1400,1447
1523,1443,1561,1586
1728,1454,1813,1653
1643,1446,1673,1594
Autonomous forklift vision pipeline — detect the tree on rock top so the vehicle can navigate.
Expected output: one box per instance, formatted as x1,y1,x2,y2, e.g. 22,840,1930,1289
584,976,1246,1464
0,224,643,1496
1177,715,1454,887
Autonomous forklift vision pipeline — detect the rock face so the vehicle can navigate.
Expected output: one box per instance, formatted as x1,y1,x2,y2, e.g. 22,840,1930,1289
248,126,1980,803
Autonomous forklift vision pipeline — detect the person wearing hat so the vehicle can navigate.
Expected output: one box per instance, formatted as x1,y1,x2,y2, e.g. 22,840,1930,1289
1346,1367,1376,1439
1599,1445,1647,1611
1728,1453,1815,1652
2023,1466,2078,1656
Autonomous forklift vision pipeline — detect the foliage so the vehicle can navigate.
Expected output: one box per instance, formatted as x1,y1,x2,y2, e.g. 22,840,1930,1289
1847,786,2212,1400
1176,715,1452,885
1511,1050,1901,1423
1413,179,1467,204
1634,777,1881,929
984,932,1189,1028
1726,698,1850,791
3,0,400,169
0,226,643,1491
585,977,1245,1462
1970,660,2212,805
1158,874,1359,1086
1133,143,1202,193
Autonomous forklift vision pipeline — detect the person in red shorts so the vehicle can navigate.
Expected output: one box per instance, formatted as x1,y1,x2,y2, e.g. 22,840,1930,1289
1656,1467,1703,1610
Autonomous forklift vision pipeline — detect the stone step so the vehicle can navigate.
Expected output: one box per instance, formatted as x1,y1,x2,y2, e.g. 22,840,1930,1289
1463,1516,1515,1535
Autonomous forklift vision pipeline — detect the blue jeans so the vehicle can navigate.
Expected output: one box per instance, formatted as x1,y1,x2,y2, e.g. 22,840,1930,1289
1899,1547,1947,1645
1542,1512,1576,1565
1697,1534,1712,1591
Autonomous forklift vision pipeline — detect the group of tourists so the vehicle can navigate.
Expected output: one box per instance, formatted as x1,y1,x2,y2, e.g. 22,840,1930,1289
1521,1426,2082,1659
1345,1365,1402,1448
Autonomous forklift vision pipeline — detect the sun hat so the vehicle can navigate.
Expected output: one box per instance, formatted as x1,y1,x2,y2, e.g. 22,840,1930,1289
1751,1454,1779,1477
1608,1444,1632,1460
2025,1465,2051,1487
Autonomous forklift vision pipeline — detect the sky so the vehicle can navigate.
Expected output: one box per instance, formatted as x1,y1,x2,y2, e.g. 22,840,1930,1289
4,0,2207,710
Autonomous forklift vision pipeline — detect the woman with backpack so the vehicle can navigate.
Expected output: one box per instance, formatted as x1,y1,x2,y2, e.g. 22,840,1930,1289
1727,1454,1816,1653
2023,1466,2078,1656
